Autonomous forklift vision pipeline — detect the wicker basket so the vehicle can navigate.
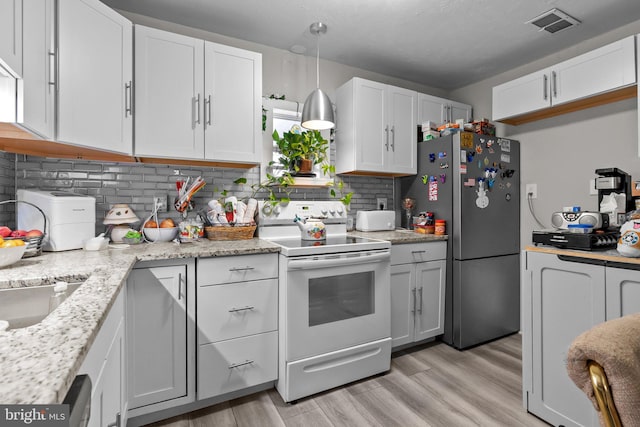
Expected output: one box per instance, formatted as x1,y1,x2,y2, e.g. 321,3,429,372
205,224,256,241
0,199,47,258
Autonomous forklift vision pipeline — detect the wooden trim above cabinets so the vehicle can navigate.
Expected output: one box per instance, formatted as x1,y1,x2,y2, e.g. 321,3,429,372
499,85,637,126
137,157,257,169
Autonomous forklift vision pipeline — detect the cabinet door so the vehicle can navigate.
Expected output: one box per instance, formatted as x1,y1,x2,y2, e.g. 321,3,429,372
0,0,22,77
417,93,445,125
354,78,387,171
127,265,188,409
448,100,472,123
204,42,261,163
526,252,604,427
414,260,446,341
553,36,636,106
99,318,124,427
390,263,415,348
134,25,204,159
605,266,640,319
22,0,55,139
57,0,132,154
387,85,417,175
492,68,551,121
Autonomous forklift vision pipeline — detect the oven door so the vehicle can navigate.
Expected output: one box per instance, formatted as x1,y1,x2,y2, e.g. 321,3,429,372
283,249,391,361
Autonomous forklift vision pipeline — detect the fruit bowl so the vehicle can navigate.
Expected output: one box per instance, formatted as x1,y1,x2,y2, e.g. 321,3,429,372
0,245,27,268
143,227,179,242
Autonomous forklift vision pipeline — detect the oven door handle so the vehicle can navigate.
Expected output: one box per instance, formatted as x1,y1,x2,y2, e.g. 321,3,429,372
287,251,390,270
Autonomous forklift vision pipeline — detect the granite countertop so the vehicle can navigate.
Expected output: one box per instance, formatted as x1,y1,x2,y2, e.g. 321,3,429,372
349,229,448,244
0,238,280,404
525,244,640,265
0,232,447,405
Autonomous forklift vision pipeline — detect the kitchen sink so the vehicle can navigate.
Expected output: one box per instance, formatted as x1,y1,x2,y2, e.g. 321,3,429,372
0,281,83,330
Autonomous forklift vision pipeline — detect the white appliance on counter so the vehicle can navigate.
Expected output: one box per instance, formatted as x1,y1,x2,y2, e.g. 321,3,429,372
17,189,96,251
257,200,392,402
355,210,396,231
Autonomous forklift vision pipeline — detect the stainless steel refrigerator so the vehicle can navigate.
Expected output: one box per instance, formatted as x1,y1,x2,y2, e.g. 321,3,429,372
399,132,520,349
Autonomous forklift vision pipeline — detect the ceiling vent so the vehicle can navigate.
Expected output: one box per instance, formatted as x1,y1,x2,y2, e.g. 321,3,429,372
527,8,580,34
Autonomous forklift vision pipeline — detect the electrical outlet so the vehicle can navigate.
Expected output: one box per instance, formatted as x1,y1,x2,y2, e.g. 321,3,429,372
154,196,168,212
589,179,598,196
377,197,387,210
525,183,537,199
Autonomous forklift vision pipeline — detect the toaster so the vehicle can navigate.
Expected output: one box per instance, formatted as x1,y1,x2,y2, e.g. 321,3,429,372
355,210,396,231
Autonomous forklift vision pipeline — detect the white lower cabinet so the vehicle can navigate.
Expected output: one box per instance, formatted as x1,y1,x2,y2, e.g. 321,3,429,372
197,254,278,400
126,259,196,417
390,242,446,349
522,251,640,427
79,288,126,427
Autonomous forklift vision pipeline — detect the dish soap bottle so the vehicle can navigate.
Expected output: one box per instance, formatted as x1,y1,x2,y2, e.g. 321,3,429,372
49,281,69,313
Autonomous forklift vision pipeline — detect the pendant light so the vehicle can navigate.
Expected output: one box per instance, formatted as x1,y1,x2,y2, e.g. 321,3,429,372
301,22,335,130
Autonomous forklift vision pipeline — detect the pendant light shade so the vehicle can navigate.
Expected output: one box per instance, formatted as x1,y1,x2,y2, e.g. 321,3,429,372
301,22,335,130
301,88,334,130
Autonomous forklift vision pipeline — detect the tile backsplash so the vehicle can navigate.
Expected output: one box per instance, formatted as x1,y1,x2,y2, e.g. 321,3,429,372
0,152,393,234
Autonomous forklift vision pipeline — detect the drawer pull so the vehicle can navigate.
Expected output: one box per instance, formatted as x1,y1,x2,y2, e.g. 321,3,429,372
228,359,254,369
411,250,426,254
229,266,255,272
228,305,255,313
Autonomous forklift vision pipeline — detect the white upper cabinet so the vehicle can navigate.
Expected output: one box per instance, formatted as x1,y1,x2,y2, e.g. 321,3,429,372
135,25,262,165
493,36,636,124
418,93,472,126
21,0,55,139
0,0,22,77
335,77,417,176
134,26,205,160
204,42,262,163
57,0,133,154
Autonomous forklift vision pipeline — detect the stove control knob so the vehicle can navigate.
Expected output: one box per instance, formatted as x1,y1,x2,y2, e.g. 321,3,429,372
329,207,336,216
273,205,281,215
261,204,272,216
321,208,328,216
336,205,344,216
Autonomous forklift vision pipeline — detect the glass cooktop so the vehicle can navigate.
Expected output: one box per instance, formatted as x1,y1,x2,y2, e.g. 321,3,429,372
265,235,390,256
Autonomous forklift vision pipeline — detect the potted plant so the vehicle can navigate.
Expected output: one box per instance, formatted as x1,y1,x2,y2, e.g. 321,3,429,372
272,127,329,176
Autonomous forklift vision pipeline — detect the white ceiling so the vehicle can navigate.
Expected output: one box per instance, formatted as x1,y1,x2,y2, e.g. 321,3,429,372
102,0,640,90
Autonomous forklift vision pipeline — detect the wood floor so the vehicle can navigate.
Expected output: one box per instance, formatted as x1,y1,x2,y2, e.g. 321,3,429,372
146,334,550,427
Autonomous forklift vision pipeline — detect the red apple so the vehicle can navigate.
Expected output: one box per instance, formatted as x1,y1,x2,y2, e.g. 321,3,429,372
25,229,43,238
0,226,11,237
10,230,27,237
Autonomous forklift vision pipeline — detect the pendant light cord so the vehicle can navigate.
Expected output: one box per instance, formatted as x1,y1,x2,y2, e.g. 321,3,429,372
316,34,320,88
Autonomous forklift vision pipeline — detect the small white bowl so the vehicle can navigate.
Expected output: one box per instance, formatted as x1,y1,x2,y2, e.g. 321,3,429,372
143,227,179,242
0,245,27,268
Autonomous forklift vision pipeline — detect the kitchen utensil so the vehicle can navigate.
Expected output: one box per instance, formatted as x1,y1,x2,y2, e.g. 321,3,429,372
294,215,326,240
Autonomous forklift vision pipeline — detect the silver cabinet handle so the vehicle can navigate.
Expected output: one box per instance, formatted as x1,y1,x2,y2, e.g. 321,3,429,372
107,413,121,427
125,81,132,118
384,125,389,151
543,74,548,100
228,359,254,369
47,51,56,87
552,71,557,98
390,126,395,151
418,287,423,314
411,288,416,314
192,94,201,128
229,266,255,272
177,273,183,301
205,94,212,126
411,250,426,254
228,305,255,313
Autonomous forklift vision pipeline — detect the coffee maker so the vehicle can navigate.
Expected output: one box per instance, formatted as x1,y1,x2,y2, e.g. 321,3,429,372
595,168,633,225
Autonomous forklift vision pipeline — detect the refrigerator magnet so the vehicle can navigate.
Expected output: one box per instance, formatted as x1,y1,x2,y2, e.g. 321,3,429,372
428,180,438,201
439,162,449,169
467,152,475,162
476,187,489,209
464,178,476,187
421,174,429,184
498,139,511,152
460,133,474,149
438,151,447,158
460,164,467,174
460,150,466,162
429,153,436,162
440,174,446,183
475,144,483,154
501,153,511,163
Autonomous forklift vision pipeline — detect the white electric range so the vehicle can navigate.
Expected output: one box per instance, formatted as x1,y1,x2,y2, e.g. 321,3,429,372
257,200,392,402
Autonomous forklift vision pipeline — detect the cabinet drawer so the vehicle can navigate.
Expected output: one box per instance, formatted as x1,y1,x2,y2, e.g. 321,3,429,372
198,253,278,285
197,278,277,344
391,241,446,265
198,331,277,400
